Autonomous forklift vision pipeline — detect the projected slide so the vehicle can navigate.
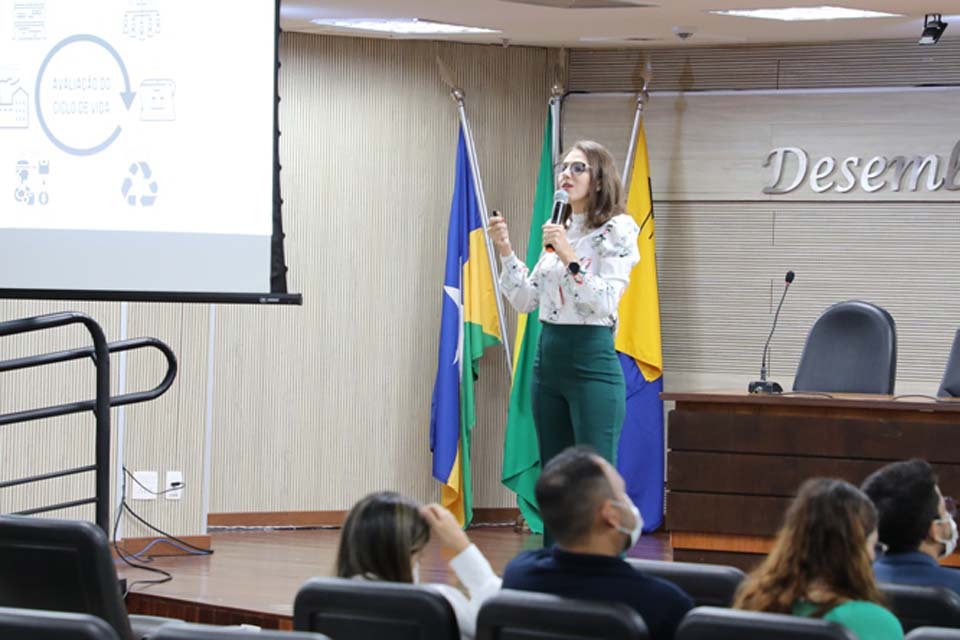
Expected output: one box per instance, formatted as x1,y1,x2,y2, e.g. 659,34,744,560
0,0,277,295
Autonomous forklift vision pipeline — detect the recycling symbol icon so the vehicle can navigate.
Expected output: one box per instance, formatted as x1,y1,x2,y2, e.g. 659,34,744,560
121,161,158,207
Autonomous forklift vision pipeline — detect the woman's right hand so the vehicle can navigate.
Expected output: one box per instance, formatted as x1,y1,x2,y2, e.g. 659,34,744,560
487,213,512,257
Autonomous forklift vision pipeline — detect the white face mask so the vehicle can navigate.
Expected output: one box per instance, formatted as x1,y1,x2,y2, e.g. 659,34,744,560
935,516,958,558
613,499,643,551
412,559,421,584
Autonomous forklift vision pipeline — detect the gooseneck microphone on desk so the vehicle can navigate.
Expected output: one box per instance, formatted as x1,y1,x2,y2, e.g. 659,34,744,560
749,270,795,394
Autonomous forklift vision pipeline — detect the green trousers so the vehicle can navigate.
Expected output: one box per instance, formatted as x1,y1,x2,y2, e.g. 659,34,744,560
532,323,626,547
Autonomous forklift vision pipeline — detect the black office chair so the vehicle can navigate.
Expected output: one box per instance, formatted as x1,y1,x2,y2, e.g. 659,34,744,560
476,589,648,640
293,577,458,640
938,330,960,398
881,583,960,632
0,515,176,640
626,559,745,607
793,300,897,394
152,622,329,640
907,627,960,639
0,606,121,640
675,606,857,640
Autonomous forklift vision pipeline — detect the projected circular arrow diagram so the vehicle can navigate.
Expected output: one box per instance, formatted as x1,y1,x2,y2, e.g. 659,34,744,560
35,34,137,156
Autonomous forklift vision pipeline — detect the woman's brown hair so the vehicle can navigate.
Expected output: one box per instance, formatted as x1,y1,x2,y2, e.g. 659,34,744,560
335,491,430,583
559,140,624,229
733,478,885,616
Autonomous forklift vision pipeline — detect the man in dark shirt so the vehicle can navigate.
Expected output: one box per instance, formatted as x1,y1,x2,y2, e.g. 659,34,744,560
862,459,960,594
502,446,693,640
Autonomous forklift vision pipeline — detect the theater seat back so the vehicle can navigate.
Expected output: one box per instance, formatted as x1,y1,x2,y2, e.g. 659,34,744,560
881,583,960,632
477,589,648,640
626,559,745,607
0,607,120,640
152,622,330,640
0,516,134,640
294,577,458,640
906,627,960,639
676,607,857,640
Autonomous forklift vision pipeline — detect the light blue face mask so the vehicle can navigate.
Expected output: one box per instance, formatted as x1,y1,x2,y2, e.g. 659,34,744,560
613,499,643,551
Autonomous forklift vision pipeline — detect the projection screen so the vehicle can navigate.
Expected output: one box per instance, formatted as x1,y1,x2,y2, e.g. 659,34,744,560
0,0,299,304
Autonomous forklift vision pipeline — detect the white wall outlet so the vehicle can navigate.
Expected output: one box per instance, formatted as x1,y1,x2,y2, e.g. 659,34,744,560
131,471,158,500
165,471,183,500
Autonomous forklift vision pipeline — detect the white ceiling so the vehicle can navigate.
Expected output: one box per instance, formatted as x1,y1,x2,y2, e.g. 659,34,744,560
280,0,960,47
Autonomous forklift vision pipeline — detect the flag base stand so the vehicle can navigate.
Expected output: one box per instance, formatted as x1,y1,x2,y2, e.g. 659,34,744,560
513,514,531,534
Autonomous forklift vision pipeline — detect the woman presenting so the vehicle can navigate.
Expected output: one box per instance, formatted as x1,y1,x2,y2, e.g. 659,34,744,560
488,140,640,507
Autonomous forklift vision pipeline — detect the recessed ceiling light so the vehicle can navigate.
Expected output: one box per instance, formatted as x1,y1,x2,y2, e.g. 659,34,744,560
502,0,657,7
579,35,659,42
309,18,500,35
709,6,903,21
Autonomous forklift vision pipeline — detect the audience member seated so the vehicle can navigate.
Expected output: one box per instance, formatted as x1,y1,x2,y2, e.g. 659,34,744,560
335,492,501,640
501,446,693,640
734,478,903,640
862,459,960,594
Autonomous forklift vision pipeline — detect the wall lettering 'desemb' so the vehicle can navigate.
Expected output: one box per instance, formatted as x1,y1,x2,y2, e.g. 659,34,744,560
764,141,960,195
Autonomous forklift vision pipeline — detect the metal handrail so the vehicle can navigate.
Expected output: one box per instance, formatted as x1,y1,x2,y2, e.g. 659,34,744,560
0,312,178,533
0,337,178,425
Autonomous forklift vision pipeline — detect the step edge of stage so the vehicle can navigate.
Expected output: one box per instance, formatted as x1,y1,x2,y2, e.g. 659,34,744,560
208,508,521,528
125,592,293,629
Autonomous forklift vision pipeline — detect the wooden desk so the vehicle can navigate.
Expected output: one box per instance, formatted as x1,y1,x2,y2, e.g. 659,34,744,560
663,391,960,571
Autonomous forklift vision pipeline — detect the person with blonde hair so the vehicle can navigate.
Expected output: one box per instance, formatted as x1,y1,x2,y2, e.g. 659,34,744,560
734,478,903,640
336,492,500,640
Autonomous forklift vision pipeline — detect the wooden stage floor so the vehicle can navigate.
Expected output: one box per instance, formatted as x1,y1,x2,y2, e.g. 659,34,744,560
120,526,671,629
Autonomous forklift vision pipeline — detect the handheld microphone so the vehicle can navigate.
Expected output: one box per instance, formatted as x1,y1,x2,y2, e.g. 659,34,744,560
748,270,795,394
545,189,570,253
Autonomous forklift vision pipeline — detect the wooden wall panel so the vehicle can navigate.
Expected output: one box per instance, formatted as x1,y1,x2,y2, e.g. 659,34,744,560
668,409,960,462
564,89,960,202
565,91,960,392
8,33,960,537
208,34,553,513
569,39,960,92
669,452,960,498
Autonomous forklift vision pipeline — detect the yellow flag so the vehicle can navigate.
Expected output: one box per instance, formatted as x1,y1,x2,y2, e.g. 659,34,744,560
615,122,662,382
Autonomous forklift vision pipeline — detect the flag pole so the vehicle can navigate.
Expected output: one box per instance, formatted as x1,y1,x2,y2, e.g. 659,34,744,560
455,96,512,376
623,57,653,186
623,95,645,187
436,58,512,375
550,47,566,166
550,90,562,167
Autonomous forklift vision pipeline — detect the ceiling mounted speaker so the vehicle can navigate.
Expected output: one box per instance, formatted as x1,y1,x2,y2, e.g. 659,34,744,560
502,0,657,8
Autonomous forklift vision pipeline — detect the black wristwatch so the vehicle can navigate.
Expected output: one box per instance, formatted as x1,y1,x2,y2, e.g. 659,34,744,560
567,261,581,276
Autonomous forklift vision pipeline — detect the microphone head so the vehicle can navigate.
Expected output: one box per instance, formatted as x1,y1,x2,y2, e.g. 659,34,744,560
553,189,569,204
785,270,796,284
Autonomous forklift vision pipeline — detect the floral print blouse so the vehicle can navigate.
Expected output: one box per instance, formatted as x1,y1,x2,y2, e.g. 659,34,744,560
499,212,640,327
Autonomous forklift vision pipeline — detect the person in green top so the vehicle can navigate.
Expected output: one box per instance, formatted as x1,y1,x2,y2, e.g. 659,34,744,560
733,478,904,640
